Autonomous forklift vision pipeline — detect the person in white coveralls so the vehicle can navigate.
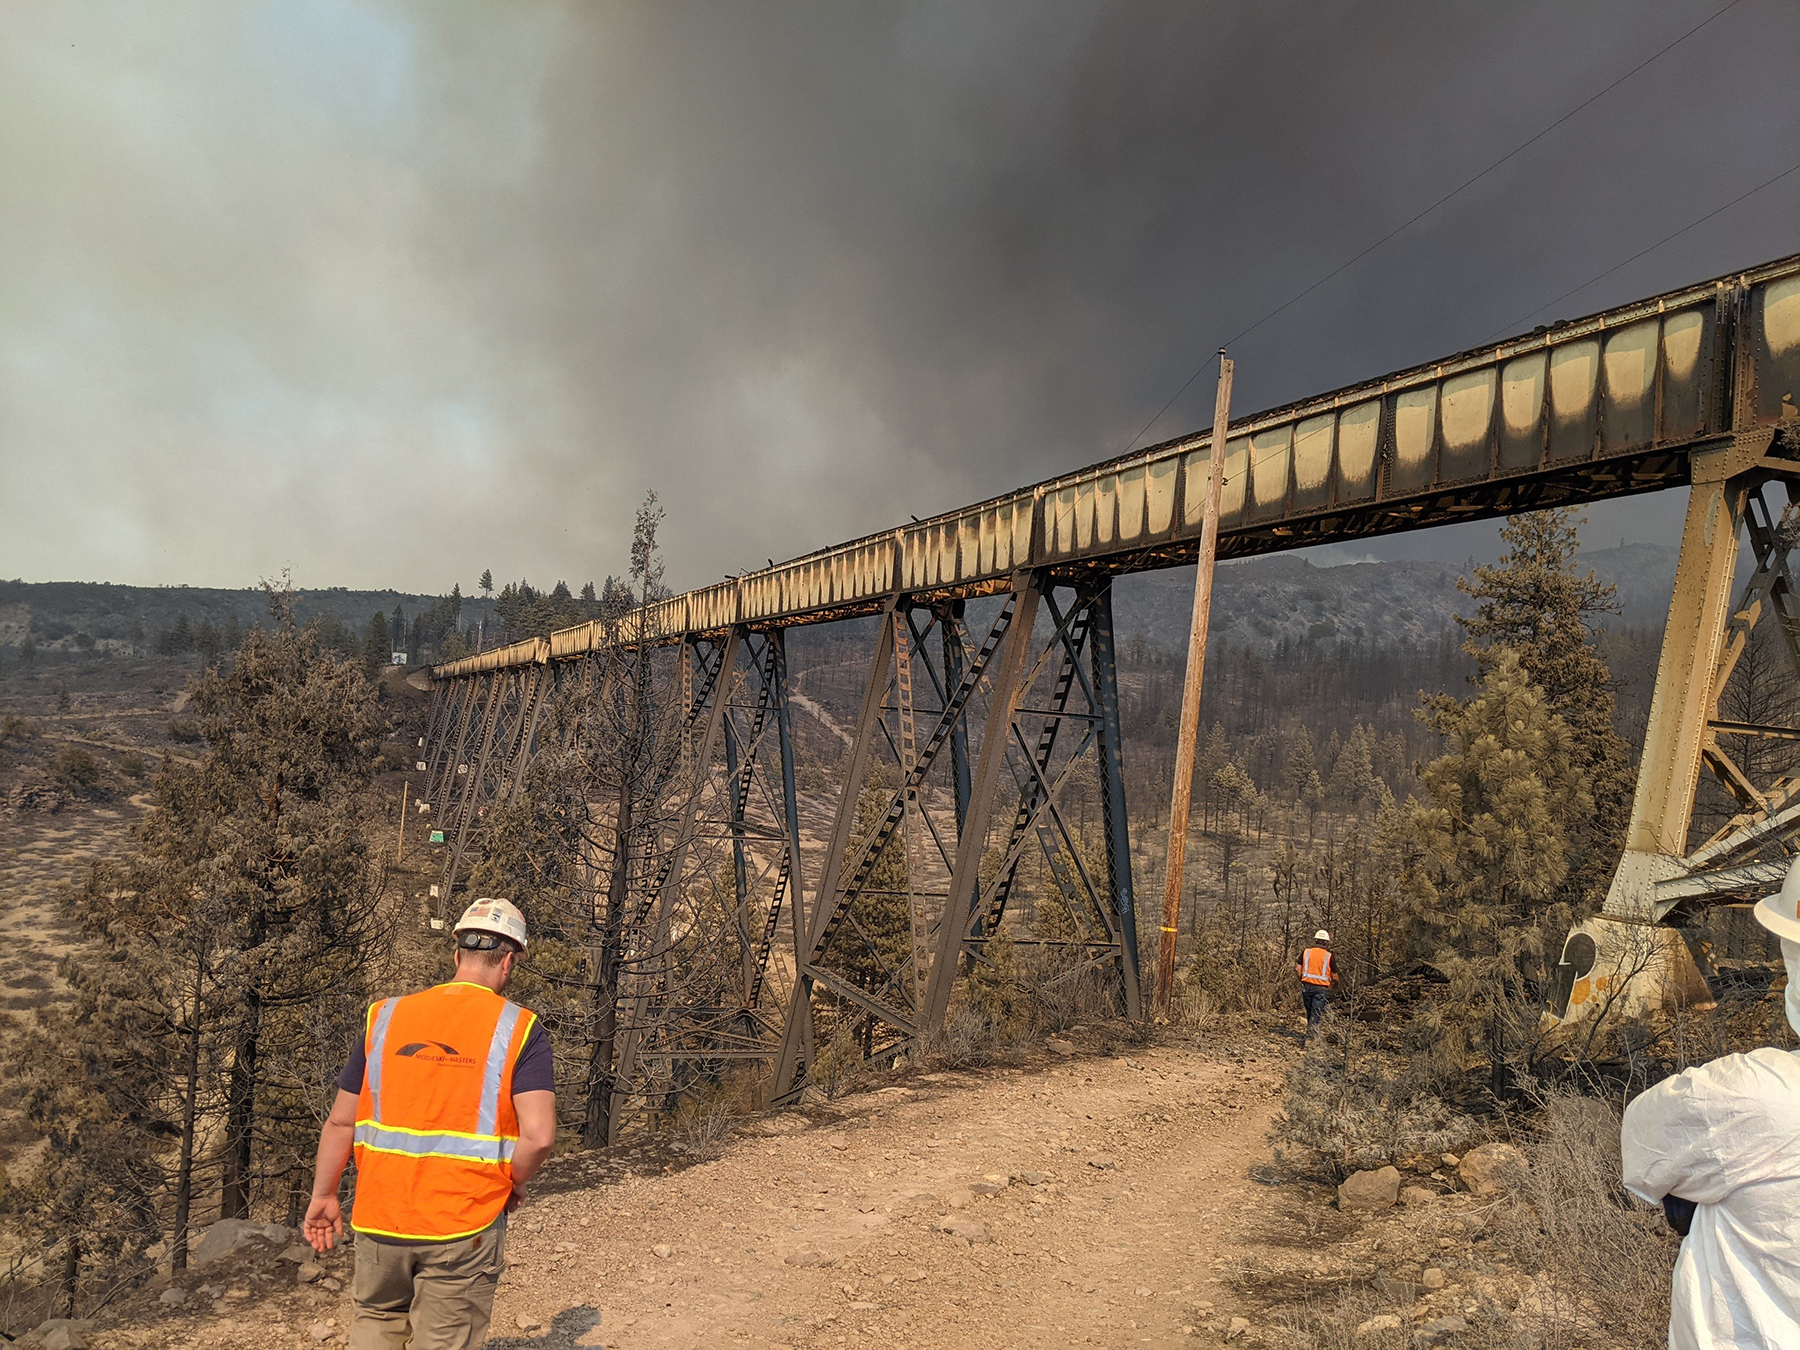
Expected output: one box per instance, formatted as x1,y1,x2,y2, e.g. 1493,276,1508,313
1621,857,1800,1350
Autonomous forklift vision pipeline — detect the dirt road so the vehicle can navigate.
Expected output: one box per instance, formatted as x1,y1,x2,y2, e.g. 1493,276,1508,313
118,1031,1300,1350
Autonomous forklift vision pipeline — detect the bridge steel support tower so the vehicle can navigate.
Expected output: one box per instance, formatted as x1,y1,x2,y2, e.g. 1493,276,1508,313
1548,429,1800,1025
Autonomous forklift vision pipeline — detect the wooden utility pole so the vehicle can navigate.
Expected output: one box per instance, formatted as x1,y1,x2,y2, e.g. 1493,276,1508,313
396,780,409,862
1154,351,1233,1014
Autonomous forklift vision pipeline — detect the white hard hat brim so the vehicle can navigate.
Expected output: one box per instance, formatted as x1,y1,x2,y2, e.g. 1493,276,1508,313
1755,895,1800,943
1754,860,1800,943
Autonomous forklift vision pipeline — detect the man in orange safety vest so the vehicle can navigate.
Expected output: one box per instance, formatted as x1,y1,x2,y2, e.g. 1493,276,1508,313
303,897,555,1349
1296,929,1338,1039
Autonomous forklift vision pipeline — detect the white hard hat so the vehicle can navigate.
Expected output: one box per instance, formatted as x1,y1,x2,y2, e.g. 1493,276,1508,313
1754,860,1800,942
453,896,529,950
1314,929,1331,943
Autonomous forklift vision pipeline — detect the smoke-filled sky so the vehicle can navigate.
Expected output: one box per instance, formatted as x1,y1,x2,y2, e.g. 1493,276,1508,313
4,1,1798,594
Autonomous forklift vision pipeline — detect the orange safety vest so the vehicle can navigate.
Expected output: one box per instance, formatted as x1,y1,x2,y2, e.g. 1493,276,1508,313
352,982,537,1242
1298,946,1333,987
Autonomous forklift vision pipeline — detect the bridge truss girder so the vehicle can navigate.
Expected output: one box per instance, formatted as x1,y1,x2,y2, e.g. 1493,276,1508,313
417,573,1144,1130
765,572,1141,1102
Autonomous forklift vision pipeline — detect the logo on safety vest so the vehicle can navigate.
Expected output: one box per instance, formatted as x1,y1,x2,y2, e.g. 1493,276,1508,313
394,1041,478,1067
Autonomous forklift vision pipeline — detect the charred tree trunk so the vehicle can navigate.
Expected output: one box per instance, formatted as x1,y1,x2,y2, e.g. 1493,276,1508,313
170,971,204,1271
583,779,632,1148
218,990,261,1220
57,1231,81,1317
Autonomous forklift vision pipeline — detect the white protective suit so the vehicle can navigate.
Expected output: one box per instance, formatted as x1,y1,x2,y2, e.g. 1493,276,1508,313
1621,936,1800,1350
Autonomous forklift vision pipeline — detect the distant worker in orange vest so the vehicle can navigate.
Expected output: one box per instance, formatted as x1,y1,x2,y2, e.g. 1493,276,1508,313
1296,929,1338,1039
302,897,555,1350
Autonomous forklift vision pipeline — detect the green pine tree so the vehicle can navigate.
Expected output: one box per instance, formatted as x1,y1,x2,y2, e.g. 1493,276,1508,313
1327,723,1378,810
1396,648,1593,1088
1283,727,1317,802
1453,508,1633,907
813,765,915,1057
194,619,221,665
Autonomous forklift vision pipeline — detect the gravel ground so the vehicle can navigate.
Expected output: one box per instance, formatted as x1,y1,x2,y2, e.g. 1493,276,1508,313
88,1032,1304,1350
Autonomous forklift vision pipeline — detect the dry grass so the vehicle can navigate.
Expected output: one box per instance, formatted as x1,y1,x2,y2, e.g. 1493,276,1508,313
1276,1287,1449,1350
924,1004,1025,1069
1015,946,1113,1034
1490,1089,1674,1348
666,1075,760,1160
1271,1013,1484,1179
669,1097,741,1160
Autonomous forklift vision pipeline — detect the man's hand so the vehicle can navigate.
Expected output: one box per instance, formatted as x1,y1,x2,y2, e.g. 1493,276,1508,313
303,1195,344,1253
306,1088,358,1254
506,1181,527,1214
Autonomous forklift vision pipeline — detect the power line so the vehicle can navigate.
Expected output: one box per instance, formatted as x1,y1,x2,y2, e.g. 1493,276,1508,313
1484,159,1800,339
1121,0,1747,454
1219,160,1800,491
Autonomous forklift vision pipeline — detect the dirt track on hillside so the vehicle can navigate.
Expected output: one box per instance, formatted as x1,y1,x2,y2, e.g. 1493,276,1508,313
489,1040,1291,1350
113,1032,1305,1350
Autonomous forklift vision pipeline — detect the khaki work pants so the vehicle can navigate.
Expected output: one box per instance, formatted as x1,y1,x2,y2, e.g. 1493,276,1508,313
349,1223,506,1350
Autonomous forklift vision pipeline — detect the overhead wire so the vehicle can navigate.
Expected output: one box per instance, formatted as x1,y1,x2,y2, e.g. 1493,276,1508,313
1193,155,1800,495
1215,156,1800,492
1120,0,1749,456
1483,159,1800,340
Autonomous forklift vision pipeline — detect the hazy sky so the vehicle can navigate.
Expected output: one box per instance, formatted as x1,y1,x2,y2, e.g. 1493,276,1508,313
4,1,1798,594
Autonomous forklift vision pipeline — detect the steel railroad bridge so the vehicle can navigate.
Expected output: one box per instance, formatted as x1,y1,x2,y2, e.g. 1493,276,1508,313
417,252,1800,1124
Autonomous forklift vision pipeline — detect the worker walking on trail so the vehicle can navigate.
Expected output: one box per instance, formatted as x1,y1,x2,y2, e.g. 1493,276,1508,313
1622,860,1800,1350
303,898,556,1350
1296,929,1337,1039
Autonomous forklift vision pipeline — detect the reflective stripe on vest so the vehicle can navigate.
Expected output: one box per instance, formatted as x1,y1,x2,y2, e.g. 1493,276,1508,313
366,996,398,1120
352,1123,518,1163
478,1000,524,1138
1300,947,1332,986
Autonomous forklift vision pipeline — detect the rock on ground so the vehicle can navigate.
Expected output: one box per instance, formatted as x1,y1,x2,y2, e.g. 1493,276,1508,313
190,1217,293,1269
939,1216,992,1243
1337,1165,1402,1211
1457,1142,1527,1197
19,1322,90,1350
1417,1314,1468,1343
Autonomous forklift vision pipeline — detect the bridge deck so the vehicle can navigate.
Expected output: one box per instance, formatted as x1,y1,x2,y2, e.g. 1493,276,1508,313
438,251,1800,677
